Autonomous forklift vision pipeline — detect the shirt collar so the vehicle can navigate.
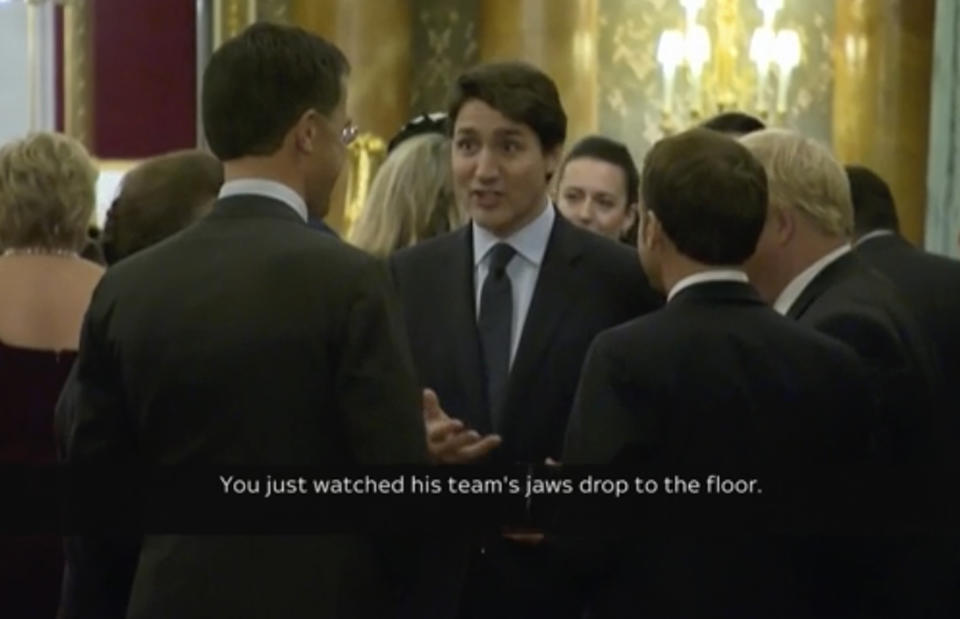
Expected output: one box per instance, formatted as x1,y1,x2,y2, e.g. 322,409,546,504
855,229,896,246
219,178,308,222
773,244,852,315
473,198,554,267
667,269,749,302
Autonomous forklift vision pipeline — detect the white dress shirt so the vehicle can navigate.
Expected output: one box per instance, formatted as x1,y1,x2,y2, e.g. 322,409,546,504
473,201,554,367
773,244,852,315
667,269,750,302
219,178,308,222
855,229,896,246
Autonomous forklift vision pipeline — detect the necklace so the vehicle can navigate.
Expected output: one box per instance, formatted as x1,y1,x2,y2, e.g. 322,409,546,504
1,246,80,259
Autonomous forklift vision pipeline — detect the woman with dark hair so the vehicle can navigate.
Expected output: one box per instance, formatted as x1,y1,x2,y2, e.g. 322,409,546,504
555,135,640,244
101,149,223,264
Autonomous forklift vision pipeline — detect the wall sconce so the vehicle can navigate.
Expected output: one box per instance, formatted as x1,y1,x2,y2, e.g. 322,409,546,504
749,0,801,116
656,0,803,131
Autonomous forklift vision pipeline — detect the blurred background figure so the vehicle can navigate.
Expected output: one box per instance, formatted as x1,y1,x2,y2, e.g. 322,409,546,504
848,163,960,393
0,131,103,618
554,135,639,245
387,111,447,154
348,132,463,258
100,149,223,264
849,165,960,516
701,111,766,137
81,225,105,265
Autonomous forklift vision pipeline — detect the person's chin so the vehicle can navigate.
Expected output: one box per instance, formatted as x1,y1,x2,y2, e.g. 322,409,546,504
469,206,509,232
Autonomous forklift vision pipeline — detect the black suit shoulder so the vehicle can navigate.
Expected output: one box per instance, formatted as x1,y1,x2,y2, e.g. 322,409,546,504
856,235,960,380
857,235,960,286
565,283,870,467
549,216,663,312
789,254,932,367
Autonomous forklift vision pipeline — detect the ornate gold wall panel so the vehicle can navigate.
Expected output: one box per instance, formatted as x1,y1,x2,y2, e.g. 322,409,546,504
214,0,256,48
833,0,934,244
291,0,412,234
479,0,599,146
272,0,933,240
63,0,93,148
410,0,479,113
257,0,290,24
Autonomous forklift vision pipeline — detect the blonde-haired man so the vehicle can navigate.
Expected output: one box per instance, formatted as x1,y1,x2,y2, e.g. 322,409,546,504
740,129,954,618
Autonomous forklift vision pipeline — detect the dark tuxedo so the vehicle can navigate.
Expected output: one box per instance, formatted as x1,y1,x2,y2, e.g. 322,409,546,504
784,250,956,618
855,233,960,393
307,216,340,237
563,280,873,619
854,235,960,614
389,211,661,619
56,195,428,619
784,251,942,467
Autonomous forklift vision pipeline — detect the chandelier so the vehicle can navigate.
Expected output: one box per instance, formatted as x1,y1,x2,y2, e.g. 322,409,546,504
655,0,802,131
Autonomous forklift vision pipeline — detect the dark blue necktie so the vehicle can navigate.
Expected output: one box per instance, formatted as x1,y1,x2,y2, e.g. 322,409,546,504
478,243,516,428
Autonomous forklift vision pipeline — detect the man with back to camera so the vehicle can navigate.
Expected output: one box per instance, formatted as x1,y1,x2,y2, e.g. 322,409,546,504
700,110,766,137
848,164,960,613
740,129,953,618
561,128,873,618
389,61,662,619
848,164,960,398
56,23,428,619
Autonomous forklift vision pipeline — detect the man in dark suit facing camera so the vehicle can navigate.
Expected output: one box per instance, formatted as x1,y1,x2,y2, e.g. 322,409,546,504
57,23,427,619
562,128,872,619
389,62,661,618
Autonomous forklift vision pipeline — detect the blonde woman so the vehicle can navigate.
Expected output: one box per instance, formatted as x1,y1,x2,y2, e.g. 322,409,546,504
0,131,103,616
349,133,464,257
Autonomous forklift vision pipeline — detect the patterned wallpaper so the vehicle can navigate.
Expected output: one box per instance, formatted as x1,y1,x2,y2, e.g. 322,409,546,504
267,0,837,163
409,0,479,114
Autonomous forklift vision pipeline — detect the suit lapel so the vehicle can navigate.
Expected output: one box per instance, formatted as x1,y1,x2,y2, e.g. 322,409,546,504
502,216,581,408
786,252,857,319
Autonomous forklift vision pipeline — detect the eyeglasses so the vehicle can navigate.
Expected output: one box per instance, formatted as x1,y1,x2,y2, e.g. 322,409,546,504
341,123,358,145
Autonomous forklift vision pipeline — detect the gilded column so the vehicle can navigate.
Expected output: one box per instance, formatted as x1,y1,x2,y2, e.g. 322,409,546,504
833,0,935,244
478,0,598,146
290,0,411,234
63,0,93,149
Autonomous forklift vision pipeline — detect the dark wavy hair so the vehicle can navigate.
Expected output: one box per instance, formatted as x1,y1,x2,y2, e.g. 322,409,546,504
202,22,349,160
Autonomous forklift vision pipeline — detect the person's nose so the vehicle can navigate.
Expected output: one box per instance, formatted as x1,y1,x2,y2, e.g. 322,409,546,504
474,147,500,184
576,199,594,224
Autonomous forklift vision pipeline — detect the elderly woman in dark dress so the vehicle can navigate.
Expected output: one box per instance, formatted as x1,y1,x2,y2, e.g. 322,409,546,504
0,132,104,617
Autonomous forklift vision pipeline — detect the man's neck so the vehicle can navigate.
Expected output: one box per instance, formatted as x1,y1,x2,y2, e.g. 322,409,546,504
660,254,741,294
782,236,848,290
481,195,549,240
223,158,306,200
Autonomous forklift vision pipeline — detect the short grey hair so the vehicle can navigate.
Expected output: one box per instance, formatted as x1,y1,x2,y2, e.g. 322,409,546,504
0,132,98,250
739,129,853,237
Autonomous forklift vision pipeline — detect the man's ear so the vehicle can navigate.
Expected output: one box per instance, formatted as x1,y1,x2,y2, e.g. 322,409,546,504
640,208,662,248
772,204,795,247
544,145,563,183
622,202,639,235
294,108,320,154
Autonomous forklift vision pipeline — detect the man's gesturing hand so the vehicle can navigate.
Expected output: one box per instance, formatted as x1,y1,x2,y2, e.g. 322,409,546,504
423,388,501,464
